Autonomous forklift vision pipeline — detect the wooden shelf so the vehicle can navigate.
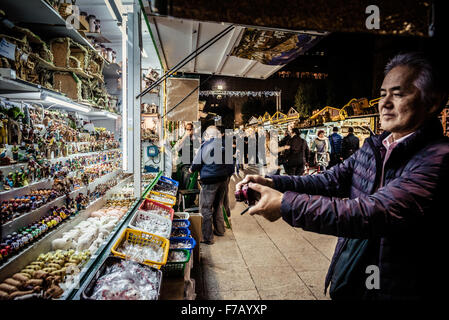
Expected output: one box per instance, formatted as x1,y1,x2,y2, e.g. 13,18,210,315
0,173,130,284
0,0,108,65
0,169,121,239
83,32,111,44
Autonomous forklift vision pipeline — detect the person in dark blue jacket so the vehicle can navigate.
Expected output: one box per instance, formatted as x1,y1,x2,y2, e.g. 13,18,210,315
236,52,449,300
328,126,342,168
190,126,234,244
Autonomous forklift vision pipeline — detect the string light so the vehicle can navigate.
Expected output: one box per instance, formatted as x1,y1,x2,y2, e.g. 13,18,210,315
200,91,281,97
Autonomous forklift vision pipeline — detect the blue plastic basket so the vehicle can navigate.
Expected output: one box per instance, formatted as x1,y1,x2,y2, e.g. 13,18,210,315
169,236,196,251
153,176,179,197
160,176,179,187
170,227,191,238
172,219,190,228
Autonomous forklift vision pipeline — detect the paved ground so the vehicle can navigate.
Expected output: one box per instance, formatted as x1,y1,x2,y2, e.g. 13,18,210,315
192,169,338,300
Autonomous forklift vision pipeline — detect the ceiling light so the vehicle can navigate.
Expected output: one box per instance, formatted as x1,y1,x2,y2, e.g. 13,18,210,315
106,112,119,119
44,96,91,113
3,91,91,113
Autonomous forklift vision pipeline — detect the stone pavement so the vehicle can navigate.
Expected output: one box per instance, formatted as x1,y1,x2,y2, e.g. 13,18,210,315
192,170,338,300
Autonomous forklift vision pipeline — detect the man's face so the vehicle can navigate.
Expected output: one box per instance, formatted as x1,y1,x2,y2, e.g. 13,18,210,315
185,125,193,137
379,65,429,136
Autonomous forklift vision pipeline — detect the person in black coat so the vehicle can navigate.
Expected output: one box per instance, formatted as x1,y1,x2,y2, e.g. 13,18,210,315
341,127,360,159
283,127,309,176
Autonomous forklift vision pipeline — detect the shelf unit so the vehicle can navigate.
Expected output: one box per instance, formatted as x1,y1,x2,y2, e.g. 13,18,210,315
84,32,111,44
68,173,162,300
0,0,108,64
0,168,122,239
0,148,121,180
0,76,120,118
0,172,132,285
0,0,124,116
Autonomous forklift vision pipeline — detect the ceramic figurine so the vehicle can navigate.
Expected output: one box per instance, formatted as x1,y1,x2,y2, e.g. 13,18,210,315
5,173,14,190
0,118,8,145
19,166,28,186
11,143,19,161
13,170,23,188
0,143,11,165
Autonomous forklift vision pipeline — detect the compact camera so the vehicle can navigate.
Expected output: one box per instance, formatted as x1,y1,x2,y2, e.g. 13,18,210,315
235,184,260,206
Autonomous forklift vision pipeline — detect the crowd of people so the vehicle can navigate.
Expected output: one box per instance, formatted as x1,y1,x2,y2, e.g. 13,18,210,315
279,124,360,175
173,119,362,246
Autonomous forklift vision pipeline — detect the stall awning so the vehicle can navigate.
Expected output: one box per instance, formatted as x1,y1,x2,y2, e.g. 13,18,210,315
146,16,327,79
151,0,431,37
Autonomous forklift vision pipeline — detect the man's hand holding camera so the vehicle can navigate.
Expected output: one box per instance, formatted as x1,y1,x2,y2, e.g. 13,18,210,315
235,175,283,222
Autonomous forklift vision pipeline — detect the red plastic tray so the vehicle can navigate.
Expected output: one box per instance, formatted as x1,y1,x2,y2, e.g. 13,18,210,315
138,199,174,221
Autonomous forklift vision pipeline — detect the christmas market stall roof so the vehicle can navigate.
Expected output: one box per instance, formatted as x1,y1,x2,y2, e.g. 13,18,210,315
147,0,431,37
141,4,329,79
309,106,342,121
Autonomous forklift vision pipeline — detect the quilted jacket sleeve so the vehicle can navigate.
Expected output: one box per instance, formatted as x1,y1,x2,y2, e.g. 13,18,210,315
268,153,356,198
190,141,205,172
281,151,449,238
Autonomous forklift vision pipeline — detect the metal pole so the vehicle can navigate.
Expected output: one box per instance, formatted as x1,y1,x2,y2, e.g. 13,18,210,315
128,1,142,198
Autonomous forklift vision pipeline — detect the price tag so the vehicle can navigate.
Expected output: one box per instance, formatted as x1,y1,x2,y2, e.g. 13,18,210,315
0,38,16,60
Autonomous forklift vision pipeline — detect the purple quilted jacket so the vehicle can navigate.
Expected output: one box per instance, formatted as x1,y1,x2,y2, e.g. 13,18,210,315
269,117,449,299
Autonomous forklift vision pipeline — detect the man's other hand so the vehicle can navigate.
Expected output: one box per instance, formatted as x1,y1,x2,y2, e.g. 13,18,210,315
235,174,274,192
246,182,283,222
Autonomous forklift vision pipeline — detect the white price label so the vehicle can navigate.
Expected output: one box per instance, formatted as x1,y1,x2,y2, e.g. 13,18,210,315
0,39,16,60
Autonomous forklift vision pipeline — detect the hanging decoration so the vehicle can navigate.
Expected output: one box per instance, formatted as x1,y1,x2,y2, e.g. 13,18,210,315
230,28,322,65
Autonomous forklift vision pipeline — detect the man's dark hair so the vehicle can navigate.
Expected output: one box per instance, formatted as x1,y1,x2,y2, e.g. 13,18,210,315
385,52,448,113
333,127,339,132
317,130,325,136
348,127,354,133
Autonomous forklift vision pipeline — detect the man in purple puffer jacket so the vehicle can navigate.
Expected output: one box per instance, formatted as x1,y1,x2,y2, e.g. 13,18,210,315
236,52,449,300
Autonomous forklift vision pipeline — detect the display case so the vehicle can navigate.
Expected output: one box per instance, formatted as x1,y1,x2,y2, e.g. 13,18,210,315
67,172,198,300
0,0,133,300
0,0,197,301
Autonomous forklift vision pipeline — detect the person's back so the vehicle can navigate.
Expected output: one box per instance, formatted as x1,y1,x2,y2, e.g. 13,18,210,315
284,128,309,175
329,131,342,155
192,137,233,184
342,128,360,159
328,127,342,167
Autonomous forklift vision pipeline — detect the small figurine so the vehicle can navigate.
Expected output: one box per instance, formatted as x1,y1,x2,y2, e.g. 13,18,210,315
4,173,14,190
0,143,12,165
13,169,23,188
46,134,54,159
19,166,29,186
11,143,19,162
41,161,50,179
